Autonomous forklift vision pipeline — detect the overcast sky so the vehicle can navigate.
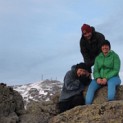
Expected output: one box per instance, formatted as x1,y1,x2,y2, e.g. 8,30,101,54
0,0,123,85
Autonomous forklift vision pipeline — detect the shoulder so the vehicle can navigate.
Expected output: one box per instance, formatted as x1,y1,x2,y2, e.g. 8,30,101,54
110,50,120,58
91,27,104,37
94,31,105,39
95,52,103,60
65,69,75,78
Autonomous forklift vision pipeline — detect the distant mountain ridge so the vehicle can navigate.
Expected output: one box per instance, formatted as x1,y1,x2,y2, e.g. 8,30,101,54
13,79,63,106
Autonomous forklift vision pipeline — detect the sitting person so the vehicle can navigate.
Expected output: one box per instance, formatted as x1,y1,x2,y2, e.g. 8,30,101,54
59,62,91,113
86,40,121,104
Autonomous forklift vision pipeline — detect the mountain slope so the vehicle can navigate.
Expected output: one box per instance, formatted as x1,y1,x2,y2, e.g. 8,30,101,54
13,79,63,106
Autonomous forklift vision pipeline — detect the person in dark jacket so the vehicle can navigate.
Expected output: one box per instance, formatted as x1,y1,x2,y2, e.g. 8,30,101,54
80,24,105,73
58,62,91,113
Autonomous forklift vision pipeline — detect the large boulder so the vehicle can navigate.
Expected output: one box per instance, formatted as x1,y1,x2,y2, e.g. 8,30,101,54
49,85,123,123
49,100,123,123
19,92,60,123
83,85,123,104
1,82,123,123
0,83,24,123
19,85,123,123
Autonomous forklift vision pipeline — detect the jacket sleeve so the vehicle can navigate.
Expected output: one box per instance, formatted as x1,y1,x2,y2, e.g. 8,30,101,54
64,71,81,91
79,76,91,86
93,57,101,79
97,33,105,45
80,38,92,66
105,53,121,80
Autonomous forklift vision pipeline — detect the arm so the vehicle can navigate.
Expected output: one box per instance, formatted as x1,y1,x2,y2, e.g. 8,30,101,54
105,53,121,80
93,57,101,79
93,59,107,85
96,32,105,51
64,71,81,91
80,38,92,66
79,75,91,86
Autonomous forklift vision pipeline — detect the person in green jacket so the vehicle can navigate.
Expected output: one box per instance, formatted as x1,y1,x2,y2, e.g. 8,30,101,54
86,40,121,104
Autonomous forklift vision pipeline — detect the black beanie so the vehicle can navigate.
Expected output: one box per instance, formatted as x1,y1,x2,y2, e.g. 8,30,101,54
101,40,111,49
76,62,88,70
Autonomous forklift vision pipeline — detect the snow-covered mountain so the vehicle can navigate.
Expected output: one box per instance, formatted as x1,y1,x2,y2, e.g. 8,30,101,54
13,79,63,106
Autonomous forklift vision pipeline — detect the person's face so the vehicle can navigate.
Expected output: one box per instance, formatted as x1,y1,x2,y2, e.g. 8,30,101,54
101,45,110,55
83,30,92,40
77,68,86,77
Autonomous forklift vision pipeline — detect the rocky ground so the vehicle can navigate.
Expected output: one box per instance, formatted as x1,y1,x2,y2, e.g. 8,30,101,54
0,81,123,123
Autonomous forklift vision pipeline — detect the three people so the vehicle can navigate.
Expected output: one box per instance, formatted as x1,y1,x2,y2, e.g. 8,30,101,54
59,63,91,113
59,24,121,113
80,24,105,72
86,40,121,104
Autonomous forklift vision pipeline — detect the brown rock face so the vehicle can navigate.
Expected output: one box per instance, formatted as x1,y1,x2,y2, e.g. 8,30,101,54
49,85,123,123
0,83,24,123
49,100,123,123
1,82,123,123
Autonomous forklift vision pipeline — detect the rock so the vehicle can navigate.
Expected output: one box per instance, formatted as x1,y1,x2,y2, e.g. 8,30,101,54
19,92,60,123
0,83,25,123
49,100,123,123
1,81,123,123
83,85,123,104
49,85,123,123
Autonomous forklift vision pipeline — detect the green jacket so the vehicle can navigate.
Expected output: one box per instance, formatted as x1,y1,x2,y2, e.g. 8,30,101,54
93,50,120,80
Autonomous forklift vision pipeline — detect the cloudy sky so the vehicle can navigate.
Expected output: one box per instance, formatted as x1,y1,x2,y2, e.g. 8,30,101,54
0,0,123,85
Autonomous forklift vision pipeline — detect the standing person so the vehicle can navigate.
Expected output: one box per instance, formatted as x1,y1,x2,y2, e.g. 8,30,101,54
58,62,91,113
86,40,121,104
80,24,105,73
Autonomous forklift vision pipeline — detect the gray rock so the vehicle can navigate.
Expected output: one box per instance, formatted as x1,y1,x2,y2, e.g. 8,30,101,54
49,100,123,123
49,85,123,123
1,82,123,123
0,83,24,123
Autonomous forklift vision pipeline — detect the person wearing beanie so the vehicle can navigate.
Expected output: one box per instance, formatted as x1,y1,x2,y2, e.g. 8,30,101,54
58,62,91,113
80,23,105,73
86,40,121,104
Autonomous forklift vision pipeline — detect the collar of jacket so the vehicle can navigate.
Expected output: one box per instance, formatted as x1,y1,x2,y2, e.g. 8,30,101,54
100,50,113,57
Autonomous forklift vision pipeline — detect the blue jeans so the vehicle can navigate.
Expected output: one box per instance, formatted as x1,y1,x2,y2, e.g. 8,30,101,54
86,76,121,104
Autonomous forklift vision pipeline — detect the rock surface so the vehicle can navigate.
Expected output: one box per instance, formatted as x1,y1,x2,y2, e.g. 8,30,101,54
49,100,123,123
0,83,24,123
0,81,123,123
49,85,123,123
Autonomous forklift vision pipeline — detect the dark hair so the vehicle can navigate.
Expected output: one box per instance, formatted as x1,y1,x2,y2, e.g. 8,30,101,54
101,40,111,49
76,62,88,70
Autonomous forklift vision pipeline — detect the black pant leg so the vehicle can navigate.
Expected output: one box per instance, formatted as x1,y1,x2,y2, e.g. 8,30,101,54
58,100,71,113
70,94,85,108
